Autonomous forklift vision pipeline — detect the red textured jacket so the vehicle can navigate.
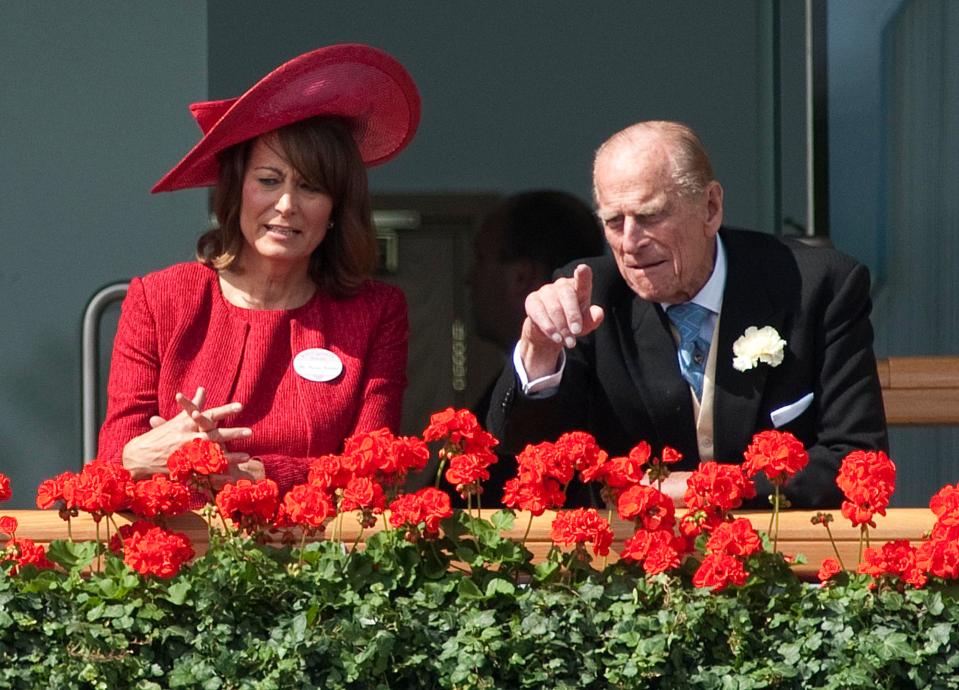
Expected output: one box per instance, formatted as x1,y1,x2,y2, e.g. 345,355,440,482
97,262,408,493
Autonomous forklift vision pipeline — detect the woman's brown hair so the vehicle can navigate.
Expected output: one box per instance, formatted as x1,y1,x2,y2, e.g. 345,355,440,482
196,116,377,298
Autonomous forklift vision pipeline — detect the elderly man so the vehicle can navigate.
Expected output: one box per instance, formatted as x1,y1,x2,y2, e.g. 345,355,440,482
487,121,888,508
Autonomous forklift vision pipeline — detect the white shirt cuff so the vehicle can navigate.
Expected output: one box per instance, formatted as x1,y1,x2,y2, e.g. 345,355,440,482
513,344,566,396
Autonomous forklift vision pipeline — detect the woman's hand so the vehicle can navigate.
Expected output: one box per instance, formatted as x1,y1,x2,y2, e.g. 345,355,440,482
122,388,252,480
208,457,267,490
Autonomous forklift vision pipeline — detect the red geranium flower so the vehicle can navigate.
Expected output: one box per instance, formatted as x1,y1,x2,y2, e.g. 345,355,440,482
167,438,228,482
605,441,652,490
616,484,675,531
693,553,749,592
342,429,433,486
817,557,842,583
131,474,192,519
384,435,431,477
929,483,959,526
502,476,565,516
742,430,809,484
684,462,756,514
0,515,17,535
705,518,762,558
282,481,335,530
859,539,926,588
836,450,896,528
70,459,134,520
661,446,683,465
388,487,453,537
3,537,54,574
122,522,195,579
36,472,78,510
917,535,959,581
339,477,386,514
550,508,614,557
216,478,280,529
555,431,607,475
445,453,494,496
308,454,352,491
0,472,11,503
619,528,684,575
422,408,498,456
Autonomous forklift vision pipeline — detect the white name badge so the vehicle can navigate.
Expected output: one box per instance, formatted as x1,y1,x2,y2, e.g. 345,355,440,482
293,348,343,382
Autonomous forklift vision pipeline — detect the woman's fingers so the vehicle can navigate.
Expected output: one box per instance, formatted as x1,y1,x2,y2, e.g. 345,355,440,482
203,425,252,444
207,456,265,489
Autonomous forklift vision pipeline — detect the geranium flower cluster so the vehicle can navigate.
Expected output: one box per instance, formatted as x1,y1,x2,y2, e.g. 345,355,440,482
388,487,453,538
10,410,959,598
110,520,195,579
916,483,959,580
167,437,229,490
838,483,959,587
281,428,430,532
693,518,762,592
536,436,688,572
742,430,809,487
216,479,280,533
424,408,499,501
1,472,54,574
35,459,135,521
550,508,613,557
836,450,896,528
681,461,756,537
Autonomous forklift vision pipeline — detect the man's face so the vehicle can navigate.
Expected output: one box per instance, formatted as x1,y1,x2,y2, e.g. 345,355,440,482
594,136,722,305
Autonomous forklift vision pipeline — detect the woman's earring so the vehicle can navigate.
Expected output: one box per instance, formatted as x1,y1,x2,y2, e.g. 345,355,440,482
327,220,334,229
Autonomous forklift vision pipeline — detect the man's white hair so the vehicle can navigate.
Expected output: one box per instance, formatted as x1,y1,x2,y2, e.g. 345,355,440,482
593,120,715,200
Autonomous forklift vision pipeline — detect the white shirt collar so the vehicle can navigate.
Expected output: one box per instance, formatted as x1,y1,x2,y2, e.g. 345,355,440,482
661,234,726,314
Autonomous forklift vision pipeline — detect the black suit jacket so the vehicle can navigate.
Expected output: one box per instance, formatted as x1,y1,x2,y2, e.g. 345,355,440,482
487,228,889,509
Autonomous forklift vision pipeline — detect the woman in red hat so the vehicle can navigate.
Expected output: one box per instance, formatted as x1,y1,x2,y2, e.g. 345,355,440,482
97,44,421,495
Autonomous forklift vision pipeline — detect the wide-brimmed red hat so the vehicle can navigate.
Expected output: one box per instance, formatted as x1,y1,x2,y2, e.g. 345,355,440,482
152,43,420,193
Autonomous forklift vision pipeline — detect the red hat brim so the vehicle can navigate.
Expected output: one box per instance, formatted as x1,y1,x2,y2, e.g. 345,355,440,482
152,44,420,193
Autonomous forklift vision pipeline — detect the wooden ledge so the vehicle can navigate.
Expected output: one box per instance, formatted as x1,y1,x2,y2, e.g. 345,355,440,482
878,356,959,425
2,508,935,580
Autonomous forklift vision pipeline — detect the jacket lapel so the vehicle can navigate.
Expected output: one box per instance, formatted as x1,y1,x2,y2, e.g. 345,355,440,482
611,290,700,463
712,232,786,462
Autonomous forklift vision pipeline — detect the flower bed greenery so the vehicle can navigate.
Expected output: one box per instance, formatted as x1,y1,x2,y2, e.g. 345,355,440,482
2,512,959,689
3,411,959,689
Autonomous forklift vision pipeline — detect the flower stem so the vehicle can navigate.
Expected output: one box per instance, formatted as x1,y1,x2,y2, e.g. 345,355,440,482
823,522,845,569
603,508,613,570
773,487,781,553
521,512,534,547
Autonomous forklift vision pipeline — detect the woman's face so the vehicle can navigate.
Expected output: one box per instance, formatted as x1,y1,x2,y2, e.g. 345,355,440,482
238,136,334,271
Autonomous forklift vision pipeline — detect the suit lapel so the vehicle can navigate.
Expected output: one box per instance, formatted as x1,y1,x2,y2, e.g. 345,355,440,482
712,231,787,462
610,290,700,463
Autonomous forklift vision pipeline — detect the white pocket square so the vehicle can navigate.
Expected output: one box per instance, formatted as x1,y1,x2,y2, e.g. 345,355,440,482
770,392,814,428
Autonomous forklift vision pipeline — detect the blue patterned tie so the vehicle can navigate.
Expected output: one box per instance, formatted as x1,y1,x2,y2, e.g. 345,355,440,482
666,302,711,400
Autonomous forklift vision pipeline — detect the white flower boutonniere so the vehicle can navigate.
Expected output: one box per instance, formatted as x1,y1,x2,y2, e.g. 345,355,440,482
732,326,787,372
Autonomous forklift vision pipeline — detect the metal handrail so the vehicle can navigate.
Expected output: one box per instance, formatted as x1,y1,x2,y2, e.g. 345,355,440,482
81,282,129,463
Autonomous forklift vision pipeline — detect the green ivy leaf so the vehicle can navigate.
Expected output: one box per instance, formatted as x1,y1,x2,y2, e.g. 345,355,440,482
165,581,192,606
489,510,515,532
45,539,97,572
485,578,516,598
457,578,484,600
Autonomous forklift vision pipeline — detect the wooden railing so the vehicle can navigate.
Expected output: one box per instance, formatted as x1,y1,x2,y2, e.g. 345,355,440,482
878,356,959,425
3,508,935,580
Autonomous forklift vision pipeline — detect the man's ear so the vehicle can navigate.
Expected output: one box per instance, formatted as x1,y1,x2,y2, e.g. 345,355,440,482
704,180,724,237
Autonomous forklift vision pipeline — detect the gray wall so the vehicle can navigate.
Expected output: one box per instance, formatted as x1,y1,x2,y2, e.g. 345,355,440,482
207,0,774,231
0,3,208,507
